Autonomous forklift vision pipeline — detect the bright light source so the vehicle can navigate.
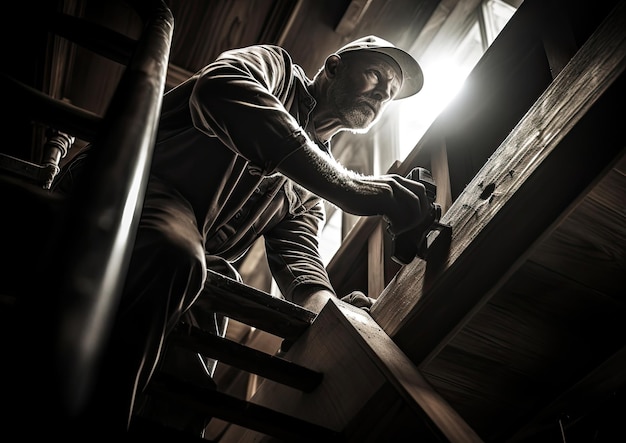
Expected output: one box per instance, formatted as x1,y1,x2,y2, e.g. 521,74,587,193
395,0,516,160
397,58,473,159
424,59,471,109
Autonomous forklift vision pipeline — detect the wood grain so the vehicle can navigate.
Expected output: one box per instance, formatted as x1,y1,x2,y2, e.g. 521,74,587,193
225,299,482,442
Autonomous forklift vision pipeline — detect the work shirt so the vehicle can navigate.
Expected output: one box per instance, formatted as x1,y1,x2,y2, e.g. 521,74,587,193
150,44,335,300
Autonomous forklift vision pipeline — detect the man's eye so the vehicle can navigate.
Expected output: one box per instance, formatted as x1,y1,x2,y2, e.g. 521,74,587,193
367,70,381,81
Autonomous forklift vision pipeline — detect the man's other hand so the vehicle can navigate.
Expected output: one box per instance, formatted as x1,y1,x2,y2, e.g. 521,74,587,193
340,290,375,312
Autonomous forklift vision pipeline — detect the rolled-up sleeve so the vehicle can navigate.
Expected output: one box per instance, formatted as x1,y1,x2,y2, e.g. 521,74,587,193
264,197,335,301
189,45,309,175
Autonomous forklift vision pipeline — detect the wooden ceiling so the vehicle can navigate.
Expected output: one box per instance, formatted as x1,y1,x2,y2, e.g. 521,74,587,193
47,0,440,118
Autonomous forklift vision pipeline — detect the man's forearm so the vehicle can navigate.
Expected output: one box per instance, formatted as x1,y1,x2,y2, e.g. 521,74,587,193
277,141,428,235
291,286,336,314
278,142,391,213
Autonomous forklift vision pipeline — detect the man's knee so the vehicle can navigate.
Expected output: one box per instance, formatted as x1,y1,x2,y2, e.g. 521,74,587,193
121,225,207,319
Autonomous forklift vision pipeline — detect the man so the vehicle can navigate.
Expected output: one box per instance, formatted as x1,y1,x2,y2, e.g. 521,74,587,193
74,35,430,434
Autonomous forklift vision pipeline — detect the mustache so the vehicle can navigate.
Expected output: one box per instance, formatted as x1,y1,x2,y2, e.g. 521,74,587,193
358,99,379,114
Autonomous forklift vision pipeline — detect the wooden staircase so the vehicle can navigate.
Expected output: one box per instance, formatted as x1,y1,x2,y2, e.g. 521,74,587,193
138,270,341,442
1,0,624,441
131,271,480,442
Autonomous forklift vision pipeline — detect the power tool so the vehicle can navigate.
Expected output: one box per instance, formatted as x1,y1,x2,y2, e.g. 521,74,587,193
388,167,451,265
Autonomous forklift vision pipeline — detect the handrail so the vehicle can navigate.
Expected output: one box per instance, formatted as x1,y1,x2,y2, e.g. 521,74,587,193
3,73,102,141
29,0,174,418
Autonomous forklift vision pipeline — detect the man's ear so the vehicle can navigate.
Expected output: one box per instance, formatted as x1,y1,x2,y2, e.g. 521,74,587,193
324,54,341,78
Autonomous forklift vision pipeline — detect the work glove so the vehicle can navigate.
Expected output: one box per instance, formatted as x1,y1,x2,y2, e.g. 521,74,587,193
340,290,376,312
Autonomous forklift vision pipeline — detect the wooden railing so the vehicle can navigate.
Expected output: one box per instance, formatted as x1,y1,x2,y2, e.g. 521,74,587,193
0,0,174,428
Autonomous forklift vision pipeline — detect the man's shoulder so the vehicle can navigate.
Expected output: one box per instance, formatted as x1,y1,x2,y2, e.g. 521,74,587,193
221,43,292,62
217,44,304,78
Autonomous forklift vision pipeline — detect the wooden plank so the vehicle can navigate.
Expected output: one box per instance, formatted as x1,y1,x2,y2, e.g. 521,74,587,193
371,0,626,365
367,220,385,296
147,373,343,443
335,0,373,36
540,0,579,78
226,299,482,442
419,257,626,439
170,325,323,392
203,269,316,340
431,140,452,213
529,164,626,299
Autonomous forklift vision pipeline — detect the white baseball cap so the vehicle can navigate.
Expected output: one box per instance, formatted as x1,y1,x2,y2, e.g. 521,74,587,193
335,35,424,99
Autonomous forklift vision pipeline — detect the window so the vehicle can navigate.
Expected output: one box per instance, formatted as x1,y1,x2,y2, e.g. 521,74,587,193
397,0,517,160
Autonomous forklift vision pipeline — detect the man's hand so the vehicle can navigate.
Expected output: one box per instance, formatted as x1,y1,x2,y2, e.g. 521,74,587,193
376,174,432,237
291,288,376,314
340,291,375,312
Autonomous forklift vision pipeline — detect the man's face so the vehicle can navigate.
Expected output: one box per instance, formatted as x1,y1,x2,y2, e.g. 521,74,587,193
328,52,403,132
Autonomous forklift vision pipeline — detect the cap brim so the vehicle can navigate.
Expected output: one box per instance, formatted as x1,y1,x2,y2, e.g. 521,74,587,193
368,47,424,99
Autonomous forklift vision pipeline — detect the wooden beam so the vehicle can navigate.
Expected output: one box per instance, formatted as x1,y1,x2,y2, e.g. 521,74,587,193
431,138,452,213
148,373,342,442
367,219,385,296
540,0,579,79
335,0,373,36
227,299,482,442
170,325,323,392
371,0,626,365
